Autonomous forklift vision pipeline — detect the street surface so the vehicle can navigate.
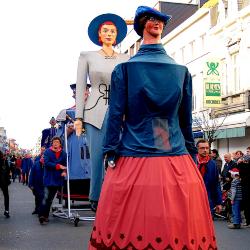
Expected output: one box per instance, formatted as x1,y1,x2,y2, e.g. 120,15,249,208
0,182,250,250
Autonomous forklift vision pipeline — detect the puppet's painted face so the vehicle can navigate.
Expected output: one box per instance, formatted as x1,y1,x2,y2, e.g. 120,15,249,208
98,24,117,46
144,16,164,37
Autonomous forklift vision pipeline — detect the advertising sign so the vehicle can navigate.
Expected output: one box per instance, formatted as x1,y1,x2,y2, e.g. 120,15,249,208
203,58,222,107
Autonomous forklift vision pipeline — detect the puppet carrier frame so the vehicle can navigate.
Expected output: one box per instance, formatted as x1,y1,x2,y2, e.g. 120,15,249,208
51,126,95,226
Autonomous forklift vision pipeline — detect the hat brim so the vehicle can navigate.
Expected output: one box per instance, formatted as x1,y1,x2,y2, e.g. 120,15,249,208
88,13,127,46
134,6,172,37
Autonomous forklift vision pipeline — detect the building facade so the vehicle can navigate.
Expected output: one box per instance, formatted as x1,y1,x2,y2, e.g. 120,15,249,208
0,127,8,152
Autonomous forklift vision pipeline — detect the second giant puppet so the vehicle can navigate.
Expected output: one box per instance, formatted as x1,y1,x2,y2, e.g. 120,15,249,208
74,13,129,210
56,83,91,197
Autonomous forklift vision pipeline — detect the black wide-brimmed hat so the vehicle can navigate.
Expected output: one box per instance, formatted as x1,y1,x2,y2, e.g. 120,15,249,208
134,6,172,37
88,13,127,46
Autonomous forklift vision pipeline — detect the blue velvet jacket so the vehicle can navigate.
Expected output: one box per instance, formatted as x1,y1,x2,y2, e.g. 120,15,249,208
43,148,67,187
103,44,197,160
56,108,91,180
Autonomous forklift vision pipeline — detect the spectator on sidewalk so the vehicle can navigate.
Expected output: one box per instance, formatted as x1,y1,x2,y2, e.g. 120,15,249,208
221,153,236,190
28,146,46,215
196,139,222,216
211,149,223,175
0,150,11,218
38,137,67,224
238,146,250,227
235,150,244,163
228,168,242,229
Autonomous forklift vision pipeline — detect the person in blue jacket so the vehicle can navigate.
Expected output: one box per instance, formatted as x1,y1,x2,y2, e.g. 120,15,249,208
196,139,222,215
89,6,217,250
38,136,67,224
21,153,33,185
28,146,46,215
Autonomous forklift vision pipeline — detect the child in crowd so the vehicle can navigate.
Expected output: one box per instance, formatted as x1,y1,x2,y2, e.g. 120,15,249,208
228,168,242,229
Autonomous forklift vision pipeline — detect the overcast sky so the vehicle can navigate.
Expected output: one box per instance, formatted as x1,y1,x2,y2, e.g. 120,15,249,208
0,0,160,149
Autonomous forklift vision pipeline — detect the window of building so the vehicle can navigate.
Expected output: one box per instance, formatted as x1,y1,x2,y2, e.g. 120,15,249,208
190,40,195,59
181,46,186,64
200,33,206,52
221,59,228,96
231,52,240,92
238,0,250,10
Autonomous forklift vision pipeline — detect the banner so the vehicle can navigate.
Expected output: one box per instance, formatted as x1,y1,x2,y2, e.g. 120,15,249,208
203,58,222,107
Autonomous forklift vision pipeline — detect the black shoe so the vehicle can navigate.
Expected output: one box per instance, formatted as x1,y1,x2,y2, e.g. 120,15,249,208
39,216,45,224
4,211,10,218
228,223,241,229
90,201,98,212
32,210,38,215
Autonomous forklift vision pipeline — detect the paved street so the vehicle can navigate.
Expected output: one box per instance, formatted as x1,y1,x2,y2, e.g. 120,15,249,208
1,182,250,250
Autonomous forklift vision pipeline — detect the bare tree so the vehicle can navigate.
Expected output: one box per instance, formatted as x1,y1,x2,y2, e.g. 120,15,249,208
193,109,228,148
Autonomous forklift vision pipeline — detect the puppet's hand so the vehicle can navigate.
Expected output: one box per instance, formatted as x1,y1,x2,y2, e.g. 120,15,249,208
74,119,83,136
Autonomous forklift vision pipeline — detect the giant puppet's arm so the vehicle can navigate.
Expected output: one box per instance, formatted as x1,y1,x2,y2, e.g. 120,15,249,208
178,69,198,163
103,64,127,164
75,52,88,136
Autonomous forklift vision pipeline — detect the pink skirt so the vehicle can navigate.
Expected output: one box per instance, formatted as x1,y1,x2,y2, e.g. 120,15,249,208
89,155,217,250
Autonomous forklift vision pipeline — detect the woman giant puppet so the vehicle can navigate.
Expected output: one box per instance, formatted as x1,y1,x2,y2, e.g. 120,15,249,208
74,14,129,211
89,6,217,250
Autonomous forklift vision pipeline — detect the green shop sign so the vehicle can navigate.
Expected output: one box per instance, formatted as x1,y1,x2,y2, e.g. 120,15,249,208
203,58,222,107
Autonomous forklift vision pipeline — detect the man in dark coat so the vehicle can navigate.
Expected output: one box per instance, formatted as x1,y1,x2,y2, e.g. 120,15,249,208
238,148,250,227
0,151,11,218
28,146,46,214
222,153,237,190
196,140,222,216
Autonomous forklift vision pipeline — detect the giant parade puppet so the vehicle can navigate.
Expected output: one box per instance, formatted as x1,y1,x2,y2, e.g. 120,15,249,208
56,83,91,201
74,13,129,211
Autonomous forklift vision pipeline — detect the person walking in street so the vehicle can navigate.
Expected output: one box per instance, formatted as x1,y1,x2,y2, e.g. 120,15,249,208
196,140,222,216
74,13,129,211
227,168,242,229
15,155,22,182
38,137,67,224
89,6,217,250
0,150,11,218
28,146,46,215
9,155,17,182
21,153,33,185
